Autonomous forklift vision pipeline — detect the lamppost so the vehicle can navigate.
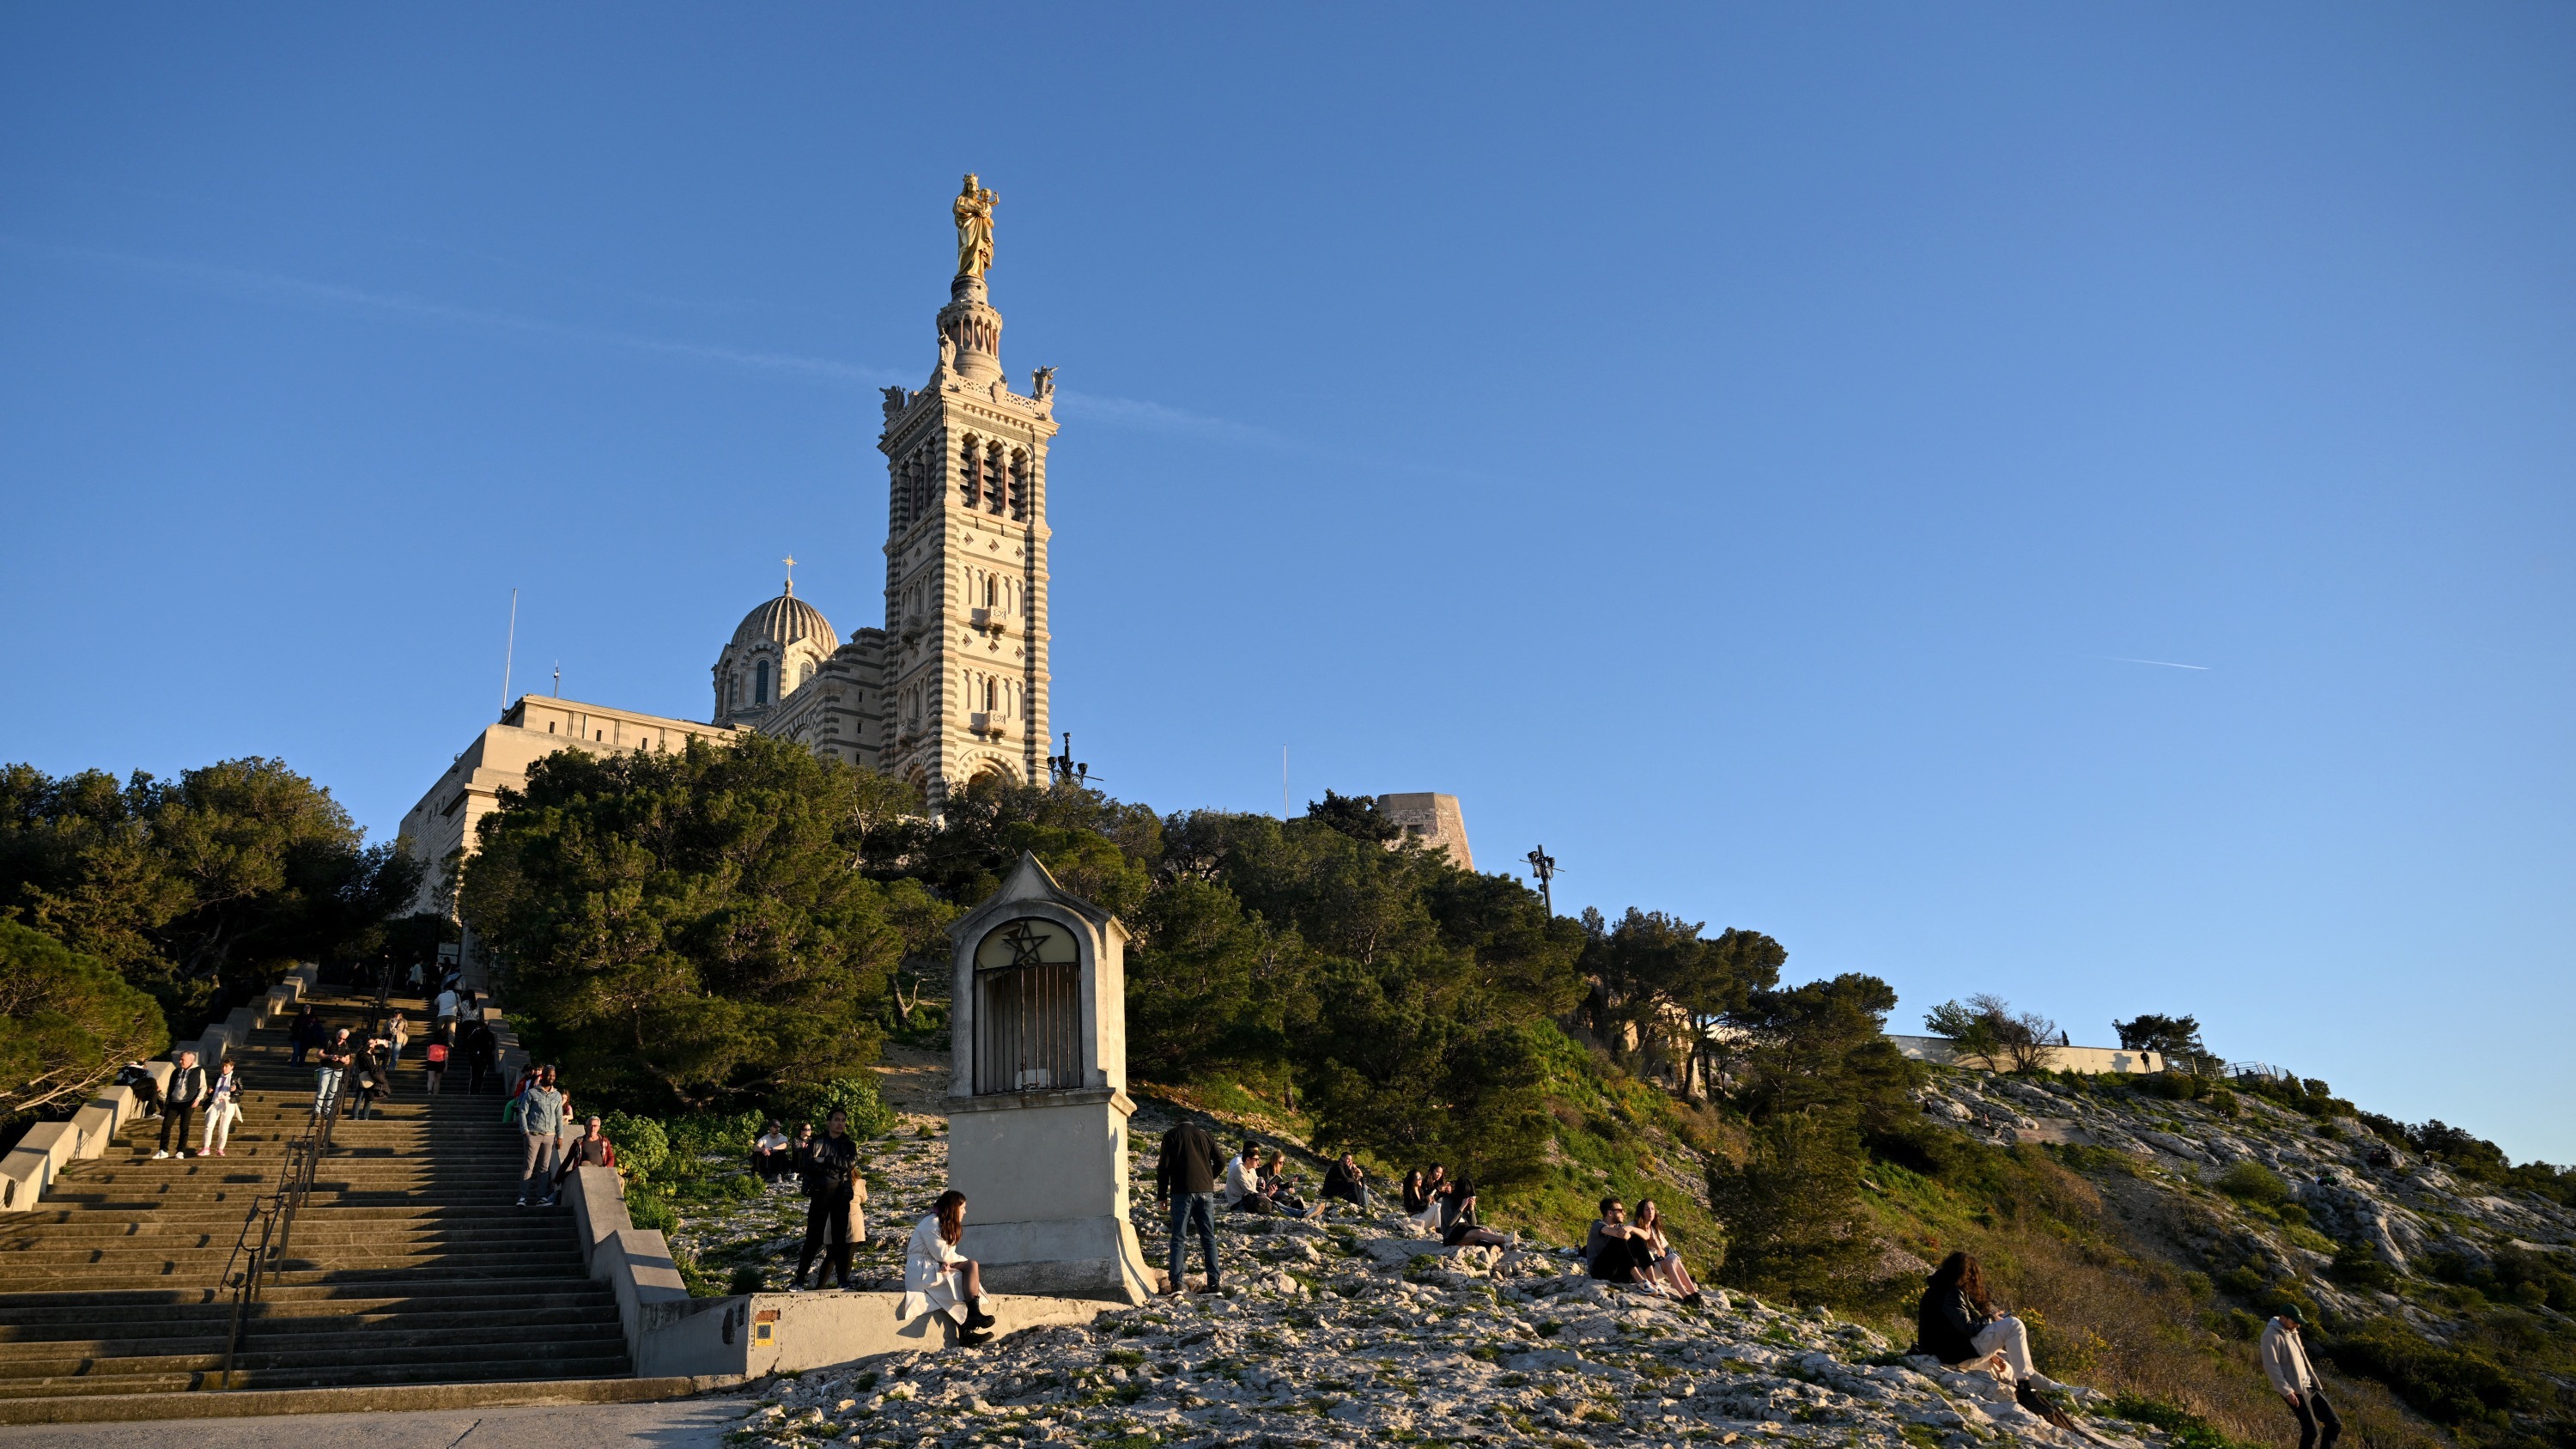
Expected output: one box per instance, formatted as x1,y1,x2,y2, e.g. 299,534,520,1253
1047,732,1093,788
1526,845,1558,916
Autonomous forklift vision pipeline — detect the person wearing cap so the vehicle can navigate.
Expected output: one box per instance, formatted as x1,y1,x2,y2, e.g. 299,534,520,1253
2261,1306,2341,1449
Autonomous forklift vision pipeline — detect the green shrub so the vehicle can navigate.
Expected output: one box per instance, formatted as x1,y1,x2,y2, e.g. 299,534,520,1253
2131,1071,2208,1101
601,1111,669,1182
2274,1202,2310,1229
2330,1242,2399,1294
2107,1393,2258,1449
2179,1269,2214,1301
728,1264,768,1294
2215,1266,2266,1298
2208,1089,2239,1118
2327,1317,2524,1426
626,1189,679,1233
769,1074,897,1140
2215,1161,2290,1207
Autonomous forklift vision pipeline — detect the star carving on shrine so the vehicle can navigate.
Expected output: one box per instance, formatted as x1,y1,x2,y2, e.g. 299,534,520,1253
1000,922,1051,966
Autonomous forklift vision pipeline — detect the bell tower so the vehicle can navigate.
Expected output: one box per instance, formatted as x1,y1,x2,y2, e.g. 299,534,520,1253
874,174,1059,805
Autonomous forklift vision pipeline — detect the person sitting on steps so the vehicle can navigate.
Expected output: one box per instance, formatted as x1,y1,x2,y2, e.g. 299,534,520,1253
901,1190,998,1347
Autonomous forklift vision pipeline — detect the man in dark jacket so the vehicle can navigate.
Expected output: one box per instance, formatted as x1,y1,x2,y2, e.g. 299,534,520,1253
155,1051,208,1159
462,1020,497,1094
1154,1119,1224,1294
792,1109,864,1291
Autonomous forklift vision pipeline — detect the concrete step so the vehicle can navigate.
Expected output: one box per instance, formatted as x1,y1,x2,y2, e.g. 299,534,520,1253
0,989,647,1404
0,1331,629,1381
0,1286,617,1324
0,1353,640,1398
0,1306,620,1351
0,1373,705,1425
0,1237,587,1268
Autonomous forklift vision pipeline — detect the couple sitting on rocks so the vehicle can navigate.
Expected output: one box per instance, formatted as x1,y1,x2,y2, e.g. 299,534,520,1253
1584,1196,1705,1305
1225,1139,1325,1220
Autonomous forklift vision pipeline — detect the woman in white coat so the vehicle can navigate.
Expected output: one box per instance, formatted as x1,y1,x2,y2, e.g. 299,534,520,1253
900,1190,998,1346
199,1057,244,1157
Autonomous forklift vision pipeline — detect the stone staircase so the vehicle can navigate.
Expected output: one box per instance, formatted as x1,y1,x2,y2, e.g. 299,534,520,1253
0,988,640,1403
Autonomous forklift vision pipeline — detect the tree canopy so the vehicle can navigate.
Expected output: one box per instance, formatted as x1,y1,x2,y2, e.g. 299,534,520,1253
0,921,167,1119
0,758,420,1038
458,734,931,1113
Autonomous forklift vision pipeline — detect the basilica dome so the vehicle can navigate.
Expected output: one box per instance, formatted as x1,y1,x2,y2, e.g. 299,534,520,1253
712,582,842,727
732,592,837,651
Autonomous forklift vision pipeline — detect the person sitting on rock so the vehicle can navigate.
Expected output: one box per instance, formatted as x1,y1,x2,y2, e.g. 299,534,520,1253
1322,1152,1371,1211
1631,1198,1704,1306
1406,1165,1450,1235
1438,1178,1516,1249
751,1120,793,1183
901,1189,998,1347
1261,1148,1324,1221
1224,1140,1273,1214
1584,1196,1660,1286
1914,1251,2072,1424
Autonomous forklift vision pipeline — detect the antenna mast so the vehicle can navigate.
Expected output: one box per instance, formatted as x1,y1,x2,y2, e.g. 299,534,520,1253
500,588,518,715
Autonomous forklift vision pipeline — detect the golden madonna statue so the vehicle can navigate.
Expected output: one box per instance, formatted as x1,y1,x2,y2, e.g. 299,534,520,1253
954,174,998,279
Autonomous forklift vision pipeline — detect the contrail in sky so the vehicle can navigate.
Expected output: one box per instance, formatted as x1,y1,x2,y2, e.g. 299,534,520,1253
2098,655,2210,671
0,233,1296,448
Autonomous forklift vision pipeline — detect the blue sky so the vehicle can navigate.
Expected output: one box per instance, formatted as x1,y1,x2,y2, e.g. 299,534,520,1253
4,7,2571,1160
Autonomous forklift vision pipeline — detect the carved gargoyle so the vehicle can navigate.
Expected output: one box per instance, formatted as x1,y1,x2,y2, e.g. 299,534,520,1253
1031,366,1056,402
880,386,908,421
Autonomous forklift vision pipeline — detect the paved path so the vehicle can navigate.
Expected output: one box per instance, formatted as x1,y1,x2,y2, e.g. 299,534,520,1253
0,1394,749,1448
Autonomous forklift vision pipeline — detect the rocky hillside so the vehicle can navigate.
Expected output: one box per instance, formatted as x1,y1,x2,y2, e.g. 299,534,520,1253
1880,1067,2576,1449
727,1199,2185,1449
654,1040,2572,1449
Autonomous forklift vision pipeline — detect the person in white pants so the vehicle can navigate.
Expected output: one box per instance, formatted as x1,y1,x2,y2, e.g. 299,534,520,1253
199,1058,243,1157
1917,1251,2061,1390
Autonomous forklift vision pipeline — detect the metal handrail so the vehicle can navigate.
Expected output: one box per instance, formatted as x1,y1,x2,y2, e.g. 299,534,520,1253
211,1060,348,1390
275,1062,348,1268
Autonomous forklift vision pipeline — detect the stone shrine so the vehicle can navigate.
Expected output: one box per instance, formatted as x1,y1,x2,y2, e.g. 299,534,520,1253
942,852,1156,1304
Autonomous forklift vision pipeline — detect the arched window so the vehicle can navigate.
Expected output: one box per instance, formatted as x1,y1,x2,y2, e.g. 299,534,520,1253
1008,450,1030,521
755,660,771,705
959,434,982,507
799,661,815,688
